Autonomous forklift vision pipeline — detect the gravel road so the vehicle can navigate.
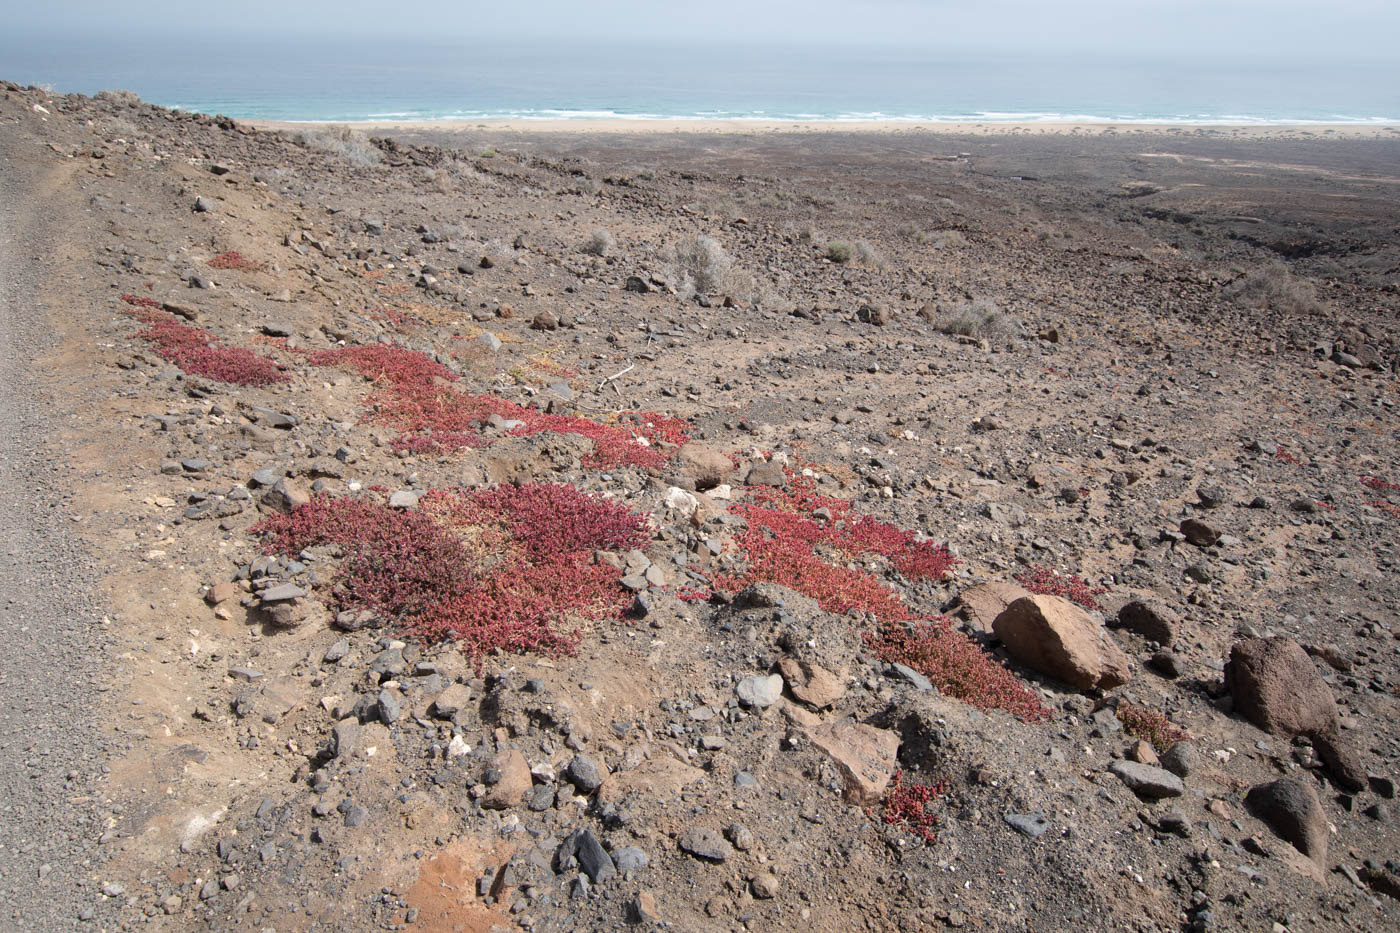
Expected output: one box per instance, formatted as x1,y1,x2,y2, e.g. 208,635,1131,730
0,131,118,928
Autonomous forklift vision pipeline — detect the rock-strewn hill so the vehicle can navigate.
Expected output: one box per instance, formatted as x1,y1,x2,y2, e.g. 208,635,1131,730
4,81,1400,931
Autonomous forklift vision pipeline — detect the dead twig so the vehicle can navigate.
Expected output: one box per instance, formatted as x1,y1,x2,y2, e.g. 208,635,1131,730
598,363,634,392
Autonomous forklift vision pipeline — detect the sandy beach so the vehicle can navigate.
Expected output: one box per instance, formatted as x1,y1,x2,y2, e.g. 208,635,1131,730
249,117,1400,140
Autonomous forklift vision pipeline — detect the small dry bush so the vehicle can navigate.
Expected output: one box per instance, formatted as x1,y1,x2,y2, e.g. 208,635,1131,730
666,234,733,296
95,89,141,107
582,229,615,257
1224,264,1325,316
930,298,1011,338
825,240,855,263
291,124,381,167
824,239,884,267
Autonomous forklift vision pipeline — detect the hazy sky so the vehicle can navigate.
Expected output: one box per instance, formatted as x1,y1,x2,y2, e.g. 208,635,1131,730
12,0,1398,57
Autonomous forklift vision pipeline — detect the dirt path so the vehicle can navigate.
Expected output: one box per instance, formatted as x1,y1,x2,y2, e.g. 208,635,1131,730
0,129,117,928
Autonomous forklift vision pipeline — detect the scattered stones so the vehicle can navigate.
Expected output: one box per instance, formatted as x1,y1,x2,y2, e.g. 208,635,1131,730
750,872,780,898
612,847,649,873
387,490,420,509
566,754,606,794
1179,518,1220,548
557,828,616,883
1004,812,1051,838
676,443,733,490
888,662,932,691
677,827,732,862
736,673,783,709
743,460,787,486
258,582,305,603
260,478,310,514
205,581,238,605
1108,761,1185,798
725,823,755,851
1160,742,1201,778
431,683,471,718
992,594,1133,690
626,890,660,923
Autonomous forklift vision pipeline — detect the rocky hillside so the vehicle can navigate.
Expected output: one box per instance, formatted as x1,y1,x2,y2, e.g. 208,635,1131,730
3,81,1400,932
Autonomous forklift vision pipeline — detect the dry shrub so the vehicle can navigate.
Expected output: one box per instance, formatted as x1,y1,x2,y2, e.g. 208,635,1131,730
95,89,141,107
929,298,1011,338
825,239,884,267
1224,264,1325,316
582,229,615,257
825,240,855,263
666,234,733,297
291,124,381,167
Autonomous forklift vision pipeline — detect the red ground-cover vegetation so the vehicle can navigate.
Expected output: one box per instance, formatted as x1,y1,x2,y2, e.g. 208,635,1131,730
1015,565,1108,611
710,468,1046,721
1361,475,1400,493
370,307,427,331
252,482,649,660
880,769,946,844
1117,703,1188,752
1369,500,1400,520
120,296,289,386
307,343,687,467
863,619,1051,722
207,250,265,272
713,468,954,618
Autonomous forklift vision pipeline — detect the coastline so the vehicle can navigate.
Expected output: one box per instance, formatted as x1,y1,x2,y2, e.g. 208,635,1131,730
247,117,1400,140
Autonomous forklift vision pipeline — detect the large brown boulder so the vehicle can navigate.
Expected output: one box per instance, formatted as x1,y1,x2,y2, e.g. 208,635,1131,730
953,581,1033,635
1226,636,1366,791
992,594,1133,690
676,443,733,490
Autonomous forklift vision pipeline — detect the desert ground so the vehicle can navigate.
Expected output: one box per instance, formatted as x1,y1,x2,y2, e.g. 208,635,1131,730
2,82,1400,932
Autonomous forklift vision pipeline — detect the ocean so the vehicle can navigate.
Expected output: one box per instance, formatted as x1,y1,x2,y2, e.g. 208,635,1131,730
3,36,1397,125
